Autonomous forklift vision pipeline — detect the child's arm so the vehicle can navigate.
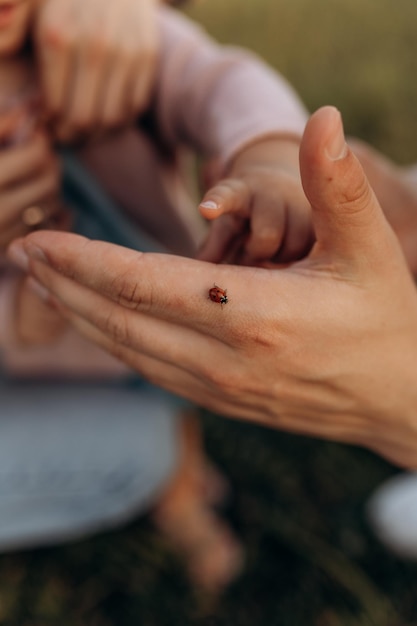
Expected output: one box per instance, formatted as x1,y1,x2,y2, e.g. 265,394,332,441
155,7,307,168
155,8,310,265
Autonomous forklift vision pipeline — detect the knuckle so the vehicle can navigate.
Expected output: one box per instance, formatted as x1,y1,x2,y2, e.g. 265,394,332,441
106,339,124,363
217,178,247,196
103,308,132,347
198,351,254,399
254,227,281,248
112,274,143,311
202,364,241,397
232,320,276,351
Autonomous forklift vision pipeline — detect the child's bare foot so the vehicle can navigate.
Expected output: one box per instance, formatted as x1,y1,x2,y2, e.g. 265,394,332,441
152,410,243,592
179,409,231,507
199,460,231,508
350,138,417,275
153,499,244,593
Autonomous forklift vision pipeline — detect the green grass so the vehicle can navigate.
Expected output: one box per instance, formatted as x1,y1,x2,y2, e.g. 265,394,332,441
186,0,417,162
1,417,416,625
4,1,417,624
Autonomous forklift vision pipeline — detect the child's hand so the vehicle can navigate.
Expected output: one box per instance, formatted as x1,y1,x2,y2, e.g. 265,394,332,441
35,0,159,141
197,138,313,266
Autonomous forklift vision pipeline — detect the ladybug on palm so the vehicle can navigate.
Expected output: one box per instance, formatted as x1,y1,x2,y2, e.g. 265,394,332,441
208,285,228,307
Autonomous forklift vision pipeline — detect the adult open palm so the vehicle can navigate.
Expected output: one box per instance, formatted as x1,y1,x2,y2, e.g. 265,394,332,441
9,107,417,468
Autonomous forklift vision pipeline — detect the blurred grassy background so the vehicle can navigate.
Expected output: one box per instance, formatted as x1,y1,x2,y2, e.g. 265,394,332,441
187,0,417,163
4,1,417,624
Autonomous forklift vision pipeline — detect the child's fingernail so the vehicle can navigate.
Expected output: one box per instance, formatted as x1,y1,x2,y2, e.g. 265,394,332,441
27,276,50,302
8,241,29,271
199,200,219,210
325,108,348,161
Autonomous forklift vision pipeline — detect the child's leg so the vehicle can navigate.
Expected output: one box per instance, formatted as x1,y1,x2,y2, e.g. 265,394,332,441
77,128,242,590
152,410,244,592
0,385,179,551
173,407,230,507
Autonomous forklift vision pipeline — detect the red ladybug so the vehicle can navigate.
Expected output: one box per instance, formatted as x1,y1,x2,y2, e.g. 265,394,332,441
209,285,228,306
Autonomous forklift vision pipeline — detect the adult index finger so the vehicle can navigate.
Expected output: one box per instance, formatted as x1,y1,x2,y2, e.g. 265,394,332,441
8,231,265,341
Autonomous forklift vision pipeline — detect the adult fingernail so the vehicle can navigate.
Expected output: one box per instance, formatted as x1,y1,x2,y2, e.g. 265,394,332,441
7,241,29,271
325,107,348,161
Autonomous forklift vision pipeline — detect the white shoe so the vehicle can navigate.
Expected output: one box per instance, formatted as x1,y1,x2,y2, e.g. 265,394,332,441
367,472,417,558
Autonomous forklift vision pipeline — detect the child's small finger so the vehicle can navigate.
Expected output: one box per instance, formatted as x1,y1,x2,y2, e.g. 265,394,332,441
243,198,286,261
199,178,251,220
196,215,243,262
277,207,315,263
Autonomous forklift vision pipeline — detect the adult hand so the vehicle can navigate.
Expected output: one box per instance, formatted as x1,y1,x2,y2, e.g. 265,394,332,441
35,0,159,141
8,106,417,468
350,137,417,277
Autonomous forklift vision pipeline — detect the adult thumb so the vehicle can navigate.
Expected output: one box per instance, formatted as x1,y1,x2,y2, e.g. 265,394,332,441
300,106,395,265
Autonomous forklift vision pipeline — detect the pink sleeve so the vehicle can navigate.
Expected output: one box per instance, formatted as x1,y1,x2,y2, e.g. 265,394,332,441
156,7,308,170
0,268,130,380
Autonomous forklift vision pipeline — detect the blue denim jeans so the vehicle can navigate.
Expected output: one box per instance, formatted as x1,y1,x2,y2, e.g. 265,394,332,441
0,382,179,550
0,153,183,549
